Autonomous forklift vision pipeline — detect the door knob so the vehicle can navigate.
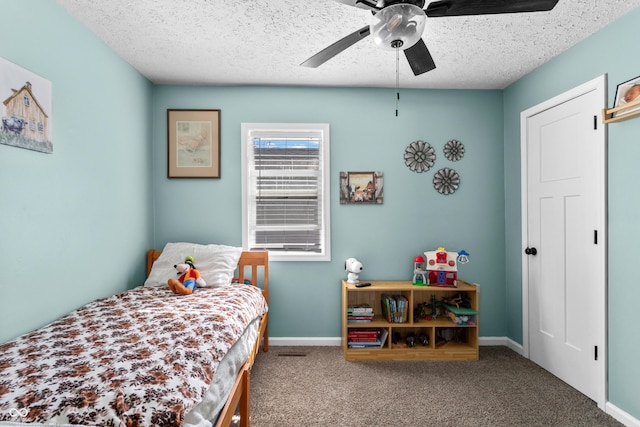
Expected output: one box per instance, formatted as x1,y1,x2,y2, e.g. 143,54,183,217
525,247,538,256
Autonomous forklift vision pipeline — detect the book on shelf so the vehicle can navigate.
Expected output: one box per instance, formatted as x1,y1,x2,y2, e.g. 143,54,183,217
348,343,380,348
347,313,373,322
348,337,380,342
380,294,408,323
348,328,380,337
348,303,374,322
348,303,373,313
348,328,388,348
348,305,373,317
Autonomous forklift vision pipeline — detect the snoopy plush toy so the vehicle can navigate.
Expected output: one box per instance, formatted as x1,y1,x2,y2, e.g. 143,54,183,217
345,258,363,284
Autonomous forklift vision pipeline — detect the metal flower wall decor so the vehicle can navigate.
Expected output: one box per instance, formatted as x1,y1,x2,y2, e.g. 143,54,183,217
404,140,435,173
443,139,465,161
403,138,465,195
433,167,460,195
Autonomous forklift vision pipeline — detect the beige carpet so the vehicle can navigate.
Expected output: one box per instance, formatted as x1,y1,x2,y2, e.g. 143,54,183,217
245,346,621,427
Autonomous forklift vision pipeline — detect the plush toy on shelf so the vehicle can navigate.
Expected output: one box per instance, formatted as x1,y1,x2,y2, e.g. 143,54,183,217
168,255,206,295
345,257,363,284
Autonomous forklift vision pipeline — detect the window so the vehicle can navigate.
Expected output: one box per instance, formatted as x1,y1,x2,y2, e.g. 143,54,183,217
23,95,30,107
241,123,330,261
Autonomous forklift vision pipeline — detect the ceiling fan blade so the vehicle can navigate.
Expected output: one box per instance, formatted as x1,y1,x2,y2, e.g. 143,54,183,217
425,0,559,17
333,0,381,11
404,39,436,76
301,25,371,68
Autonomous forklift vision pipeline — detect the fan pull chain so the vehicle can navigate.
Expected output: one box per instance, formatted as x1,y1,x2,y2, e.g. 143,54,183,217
395,46,400,117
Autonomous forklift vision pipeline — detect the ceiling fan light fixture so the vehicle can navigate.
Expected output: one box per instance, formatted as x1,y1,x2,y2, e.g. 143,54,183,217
370,3,426,51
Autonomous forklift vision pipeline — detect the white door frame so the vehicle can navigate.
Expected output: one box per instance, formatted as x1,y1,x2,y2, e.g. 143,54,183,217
520,74,607,409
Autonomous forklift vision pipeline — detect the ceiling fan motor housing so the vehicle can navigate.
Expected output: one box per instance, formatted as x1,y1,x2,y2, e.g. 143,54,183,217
371,3,427,50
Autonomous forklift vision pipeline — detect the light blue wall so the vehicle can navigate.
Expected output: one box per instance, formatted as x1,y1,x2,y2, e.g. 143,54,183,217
0,0,154,343
2,0,638,420
152,86,506,338
503,6,640,420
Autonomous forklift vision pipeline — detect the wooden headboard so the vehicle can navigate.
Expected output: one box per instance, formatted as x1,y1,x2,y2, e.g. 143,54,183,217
146,249,269,302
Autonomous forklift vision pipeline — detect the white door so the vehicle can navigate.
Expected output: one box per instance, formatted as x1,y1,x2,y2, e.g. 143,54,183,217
521,76,606,408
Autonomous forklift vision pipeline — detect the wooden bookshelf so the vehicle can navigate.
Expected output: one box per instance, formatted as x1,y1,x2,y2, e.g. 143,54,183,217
342,280,479,361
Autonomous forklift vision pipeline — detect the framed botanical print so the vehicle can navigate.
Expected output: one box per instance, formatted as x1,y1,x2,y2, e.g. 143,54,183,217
167,109,220,178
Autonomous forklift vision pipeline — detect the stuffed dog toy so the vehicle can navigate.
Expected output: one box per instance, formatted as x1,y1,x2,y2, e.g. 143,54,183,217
345,257,363,284
168,255,206,295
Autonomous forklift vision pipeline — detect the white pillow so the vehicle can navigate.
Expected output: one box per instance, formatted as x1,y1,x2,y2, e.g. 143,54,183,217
145,242,243,288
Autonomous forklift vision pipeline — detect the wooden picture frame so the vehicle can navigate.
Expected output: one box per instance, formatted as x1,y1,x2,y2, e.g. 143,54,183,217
613,75,640,117
339,171,384,204
167,109,220,178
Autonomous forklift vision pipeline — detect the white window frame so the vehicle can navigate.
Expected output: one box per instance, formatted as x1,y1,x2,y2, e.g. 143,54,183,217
241,123,331,262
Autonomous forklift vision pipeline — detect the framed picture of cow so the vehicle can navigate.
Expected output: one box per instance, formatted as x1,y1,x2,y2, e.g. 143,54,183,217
339,171,384,204
0,57,53,153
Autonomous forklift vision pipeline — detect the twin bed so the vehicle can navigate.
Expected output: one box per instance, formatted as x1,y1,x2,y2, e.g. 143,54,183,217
0,243,269,427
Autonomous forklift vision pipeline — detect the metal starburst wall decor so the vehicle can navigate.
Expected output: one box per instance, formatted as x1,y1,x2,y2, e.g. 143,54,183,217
404,140,435,173
443,139,465,161
433,167,460,195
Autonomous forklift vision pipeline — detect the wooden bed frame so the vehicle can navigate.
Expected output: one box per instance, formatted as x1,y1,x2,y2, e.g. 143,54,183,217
146,249,269,427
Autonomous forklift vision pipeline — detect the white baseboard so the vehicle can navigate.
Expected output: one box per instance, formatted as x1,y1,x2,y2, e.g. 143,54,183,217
478,336,508,346
478,336,524,355
606,402,640,427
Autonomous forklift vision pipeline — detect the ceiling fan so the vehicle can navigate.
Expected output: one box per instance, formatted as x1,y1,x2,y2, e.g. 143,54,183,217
301,0,560,76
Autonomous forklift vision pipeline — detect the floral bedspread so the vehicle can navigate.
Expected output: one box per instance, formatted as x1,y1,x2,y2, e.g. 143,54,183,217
0,284,267,427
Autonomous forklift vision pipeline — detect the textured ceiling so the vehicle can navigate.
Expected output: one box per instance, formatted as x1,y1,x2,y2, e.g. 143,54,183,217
56,0,640,89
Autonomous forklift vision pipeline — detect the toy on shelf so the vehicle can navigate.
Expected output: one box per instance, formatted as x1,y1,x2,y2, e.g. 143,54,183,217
424,247,470,287
412,255,428,285
429,294,439,319
345,257,363,284
457,250,470,264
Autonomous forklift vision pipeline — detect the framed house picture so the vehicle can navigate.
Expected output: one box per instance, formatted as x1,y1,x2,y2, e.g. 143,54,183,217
0,57,53,153
340,171,384,204
613,75,640,117
167,109,220,178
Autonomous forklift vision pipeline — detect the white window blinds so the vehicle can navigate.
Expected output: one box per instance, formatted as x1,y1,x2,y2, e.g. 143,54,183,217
241,123,330,261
